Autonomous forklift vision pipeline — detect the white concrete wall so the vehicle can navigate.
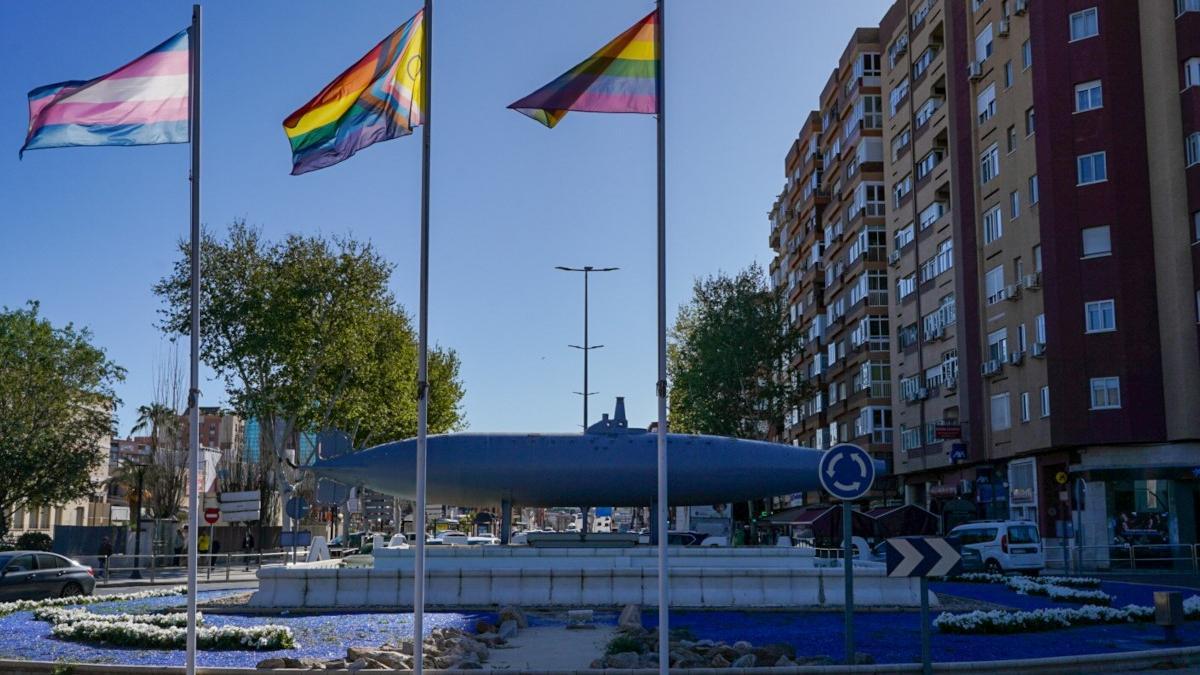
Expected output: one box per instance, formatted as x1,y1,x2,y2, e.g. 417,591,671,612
249,547,924,609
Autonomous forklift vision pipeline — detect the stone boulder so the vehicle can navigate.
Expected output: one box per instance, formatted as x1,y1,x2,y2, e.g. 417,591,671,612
498,619,519,640
499,605,529,629
605,651,641,669
255,658,286,669
776,655,796,667
475,619,497,634
731,653,757,668
617,603,643,632
732,640,754,654
710,653,730,668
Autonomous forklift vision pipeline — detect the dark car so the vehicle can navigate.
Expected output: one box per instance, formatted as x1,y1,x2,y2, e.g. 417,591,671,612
0,551,96,601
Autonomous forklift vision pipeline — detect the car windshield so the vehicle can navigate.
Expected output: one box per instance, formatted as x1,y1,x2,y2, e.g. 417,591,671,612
0,555,9,569
1008,525,1040,544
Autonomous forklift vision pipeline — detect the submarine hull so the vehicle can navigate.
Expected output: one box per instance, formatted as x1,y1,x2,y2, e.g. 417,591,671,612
312,432,835,507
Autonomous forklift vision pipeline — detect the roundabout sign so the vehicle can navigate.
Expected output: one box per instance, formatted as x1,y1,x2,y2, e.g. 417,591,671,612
819,443,876,501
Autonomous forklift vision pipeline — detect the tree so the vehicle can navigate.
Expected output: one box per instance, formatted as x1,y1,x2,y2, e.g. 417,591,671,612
153,222,465,496
668,264,811,439
0,303,125,542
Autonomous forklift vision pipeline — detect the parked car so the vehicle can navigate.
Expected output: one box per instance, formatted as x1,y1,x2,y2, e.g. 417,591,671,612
436,532,469,546
0,551,95,601
947,521,1045,574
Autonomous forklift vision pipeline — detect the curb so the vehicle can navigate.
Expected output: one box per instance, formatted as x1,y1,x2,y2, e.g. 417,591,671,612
0,644,1197,674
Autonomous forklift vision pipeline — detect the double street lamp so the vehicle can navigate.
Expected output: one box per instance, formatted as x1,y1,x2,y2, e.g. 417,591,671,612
554,265,618,430
129,461,149,579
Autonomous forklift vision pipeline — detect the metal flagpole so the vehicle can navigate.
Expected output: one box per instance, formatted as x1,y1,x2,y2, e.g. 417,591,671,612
413,0,432,672
654,1,669,672
186,5,201,675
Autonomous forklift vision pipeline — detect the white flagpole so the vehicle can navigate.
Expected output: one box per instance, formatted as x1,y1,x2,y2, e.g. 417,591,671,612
185,4,201,675
413,0,432,673
654,1,669,672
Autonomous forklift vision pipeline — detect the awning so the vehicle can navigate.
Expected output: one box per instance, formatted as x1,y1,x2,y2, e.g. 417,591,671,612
766,504,875,541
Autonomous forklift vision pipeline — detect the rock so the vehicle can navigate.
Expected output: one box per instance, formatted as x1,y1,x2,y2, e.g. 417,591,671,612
498,619,519,640
281,657,306,668
590,659,605,669
498,605,529,629
256,658,286,669
670,648,703,666
457,662,483,670
345,658,370,673
605,651,641,669
567,609,594,629
731,653,757,668
710,654,730,668
476,633,507,647
854,652,876,665
776,655,795,667
475,619,497,634
371,651,410,669
732,640,754,654
696,639,716,648
618,603,643,632
798,655,836,666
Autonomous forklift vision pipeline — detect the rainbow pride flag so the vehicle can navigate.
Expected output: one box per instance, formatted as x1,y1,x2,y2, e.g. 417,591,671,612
509,11,657,128
283,10,424,175
20,29,189,157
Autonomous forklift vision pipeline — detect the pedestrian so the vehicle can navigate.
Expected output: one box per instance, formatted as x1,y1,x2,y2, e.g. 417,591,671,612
211,538,221,567
241,530,255,571
197,529,210,567
97,536,113,579
173,527,184,567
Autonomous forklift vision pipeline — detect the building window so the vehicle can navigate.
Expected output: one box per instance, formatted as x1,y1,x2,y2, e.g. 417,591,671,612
1034,244,1042,272
1029,174,1039,204
1193,211,1200,241
892,126,912,160
894,174,913,207
1085,299,1117,333
1007,125,1017,153
1040,386,1051,417
1077,152,1108,185
1074,80,1103,112
1020,392,1031,423
976,24,994,64
919,200,947,229
1188,133,1200,167
1009,190,1021,219
1185,57,1200,88
897,273,916,300
990,393,1012,431
988,328,1009,362
984,206,1004,244
1089,377,1121,409
1035,313,1046,343
1022,39,1032,69
1004,60,1014,88
1081,225,1111,257
1025,107,1036,136
977,84,997,124
980,144,1000,184
890,77,910,117
1180,0,1200,15
1070,8,1100,41
917,148,944,180
985,265,1006,305
895,222,915,249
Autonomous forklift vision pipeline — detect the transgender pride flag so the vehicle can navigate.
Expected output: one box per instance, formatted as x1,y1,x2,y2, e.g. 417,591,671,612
20,29,189,157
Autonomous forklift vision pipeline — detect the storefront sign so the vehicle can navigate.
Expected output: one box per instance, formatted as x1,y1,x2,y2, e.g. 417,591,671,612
1010,487,1035,505
930,484,959,498
935,424,962,440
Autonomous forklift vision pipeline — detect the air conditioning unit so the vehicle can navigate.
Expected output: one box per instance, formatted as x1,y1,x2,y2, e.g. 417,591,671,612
999,19,1011,37
1009,350,1025,366
982,359,1003,377
968,61,983,81
1015,0,1029,16
1005,284,1022,301
927,325,944,340
944,377,958,391
1022,272,1042,290
1032,341,1047,358
889,249,902,266
918,388,930,400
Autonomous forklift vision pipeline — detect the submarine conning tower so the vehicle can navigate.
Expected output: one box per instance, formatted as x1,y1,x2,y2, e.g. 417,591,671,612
585,397,646,435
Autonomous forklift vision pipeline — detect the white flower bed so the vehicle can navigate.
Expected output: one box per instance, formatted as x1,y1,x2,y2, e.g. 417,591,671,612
935,595,1200,634
953,573,1102,589
0,586,186,617
34,607,199,628
1005,576,1112,605
50,618,295,650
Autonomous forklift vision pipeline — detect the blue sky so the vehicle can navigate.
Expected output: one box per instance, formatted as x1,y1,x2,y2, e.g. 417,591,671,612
0,0,891,437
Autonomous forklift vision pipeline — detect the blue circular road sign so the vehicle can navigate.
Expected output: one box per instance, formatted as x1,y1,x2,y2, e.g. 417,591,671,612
818,443,876,501
285,496,309,520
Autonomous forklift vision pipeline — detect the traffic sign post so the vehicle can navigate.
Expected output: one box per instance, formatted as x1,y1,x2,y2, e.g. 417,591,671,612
818,443,875,666
285,496,308,565
885,536,963,675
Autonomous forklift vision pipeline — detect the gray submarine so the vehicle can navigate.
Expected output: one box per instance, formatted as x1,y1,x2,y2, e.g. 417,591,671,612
312,397,878,510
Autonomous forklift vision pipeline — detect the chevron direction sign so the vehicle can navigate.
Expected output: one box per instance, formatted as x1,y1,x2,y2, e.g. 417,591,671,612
885,536,963,578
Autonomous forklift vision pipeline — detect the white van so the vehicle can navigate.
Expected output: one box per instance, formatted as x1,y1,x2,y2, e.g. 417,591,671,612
948,520,1045,574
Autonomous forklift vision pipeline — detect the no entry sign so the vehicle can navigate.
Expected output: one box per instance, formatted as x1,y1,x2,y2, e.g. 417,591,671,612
204,507,220,525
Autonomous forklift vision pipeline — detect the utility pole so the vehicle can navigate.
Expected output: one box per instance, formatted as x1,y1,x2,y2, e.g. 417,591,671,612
554,265,618,429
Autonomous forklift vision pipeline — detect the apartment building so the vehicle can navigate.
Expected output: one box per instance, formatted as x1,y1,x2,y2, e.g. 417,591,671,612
770,0,1200,548
769,29,897,499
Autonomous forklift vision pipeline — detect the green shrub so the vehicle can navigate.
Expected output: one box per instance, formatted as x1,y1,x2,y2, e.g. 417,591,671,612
606,634,646,655
16,532,53,551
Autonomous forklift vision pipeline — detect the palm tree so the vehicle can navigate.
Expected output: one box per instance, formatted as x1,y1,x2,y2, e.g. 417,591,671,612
129,403,179,455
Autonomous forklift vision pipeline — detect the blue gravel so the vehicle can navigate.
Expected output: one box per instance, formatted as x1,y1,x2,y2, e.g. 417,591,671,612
0,581,1195,667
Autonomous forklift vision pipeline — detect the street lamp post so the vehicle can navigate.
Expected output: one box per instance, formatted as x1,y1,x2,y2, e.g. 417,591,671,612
130,462,148,579
554,266,618,430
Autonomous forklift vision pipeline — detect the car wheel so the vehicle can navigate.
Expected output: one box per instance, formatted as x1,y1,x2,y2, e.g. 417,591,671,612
985,559,1002,574
60,582,83,598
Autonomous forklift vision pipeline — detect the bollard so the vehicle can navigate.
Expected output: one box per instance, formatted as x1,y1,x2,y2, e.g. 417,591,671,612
1154,591,1183,643
226,554,231,581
